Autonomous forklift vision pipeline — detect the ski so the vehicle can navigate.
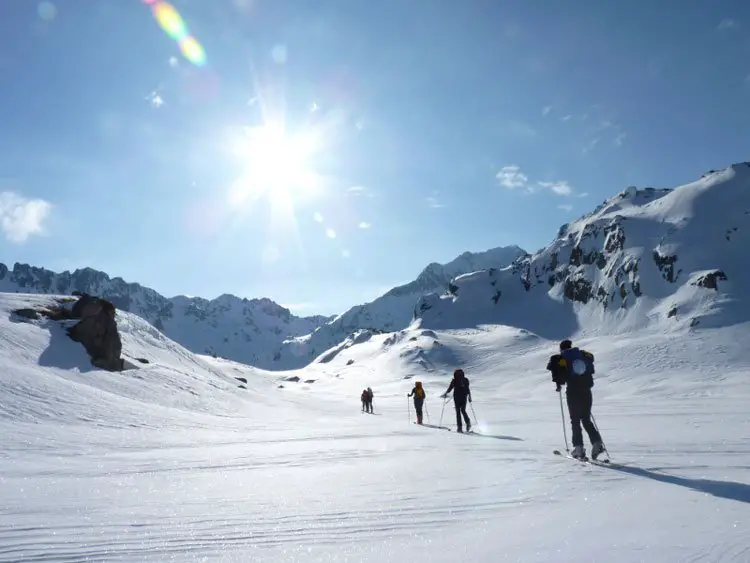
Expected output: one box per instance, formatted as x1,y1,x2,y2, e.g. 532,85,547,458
553,449,622,467
415,422,451,431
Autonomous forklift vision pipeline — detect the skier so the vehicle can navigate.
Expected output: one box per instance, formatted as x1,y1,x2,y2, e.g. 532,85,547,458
547,339,605,460
360,389,369,413
364,387,374,413
407,381,426,424
441,369,472,432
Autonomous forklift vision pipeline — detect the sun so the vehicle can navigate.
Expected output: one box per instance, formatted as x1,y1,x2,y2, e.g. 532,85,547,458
228,123,321,208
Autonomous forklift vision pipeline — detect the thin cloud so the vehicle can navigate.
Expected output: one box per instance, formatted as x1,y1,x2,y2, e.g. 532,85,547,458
561,114,573,122
558,204,574,212
496,166,579,198
614,132,627,147
717,18,737,31
325,227,336,238
496,165,529,190
539,181,574,197
347,185,372,197
425,196,446,209
582,138,601,155
0,191,52,243
507,121,537,138
358,221,371,229
168,56,179,68
145,91,164,108
542,105,552,116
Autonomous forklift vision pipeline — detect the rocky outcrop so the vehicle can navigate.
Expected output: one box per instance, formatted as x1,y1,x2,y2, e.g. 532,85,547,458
11,293,126,371
66,292,124,371
414,163,750,335
692,270,727,290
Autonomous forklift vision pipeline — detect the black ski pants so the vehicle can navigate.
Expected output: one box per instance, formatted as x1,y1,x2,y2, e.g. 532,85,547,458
414,399,424,422
454,396,470,430
566,388,601,447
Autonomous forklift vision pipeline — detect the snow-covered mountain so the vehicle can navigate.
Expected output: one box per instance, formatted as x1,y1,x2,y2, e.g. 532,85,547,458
0,245,525,370
414,163,750,339
277,245,527,368
0,263,332,367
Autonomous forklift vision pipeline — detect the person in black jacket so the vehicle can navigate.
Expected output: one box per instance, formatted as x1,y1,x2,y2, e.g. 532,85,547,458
441,369,472,432
547,339,604,460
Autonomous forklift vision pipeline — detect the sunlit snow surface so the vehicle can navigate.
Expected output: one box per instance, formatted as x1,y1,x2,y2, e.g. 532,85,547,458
1,293,749,562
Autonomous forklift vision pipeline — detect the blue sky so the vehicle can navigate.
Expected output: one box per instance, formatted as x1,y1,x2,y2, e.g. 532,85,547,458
1,0,750,316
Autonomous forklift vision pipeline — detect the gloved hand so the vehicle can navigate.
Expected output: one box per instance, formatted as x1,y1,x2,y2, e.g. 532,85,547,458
440,393,447,399
468,396,472,403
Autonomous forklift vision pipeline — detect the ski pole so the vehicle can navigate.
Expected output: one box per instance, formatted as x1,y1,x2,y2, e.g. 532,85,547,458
558,390,569,453
469,401,478,425
425,399,431,423
590,411,610,460
407,395,411,424
439,397,447,427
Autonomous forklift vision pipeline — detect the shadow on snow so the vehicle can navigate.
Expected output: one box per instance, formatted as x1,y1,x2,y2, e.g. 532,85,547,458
610,464,750,505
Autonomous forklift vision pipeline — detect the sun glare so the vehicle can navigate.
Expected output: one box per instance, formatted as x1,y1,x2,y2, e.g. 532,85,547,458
228,123,321,208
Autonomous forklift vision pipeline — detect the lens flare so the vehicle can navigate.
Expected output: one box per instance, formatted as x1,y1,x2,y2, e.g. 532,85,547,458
143,0,206,66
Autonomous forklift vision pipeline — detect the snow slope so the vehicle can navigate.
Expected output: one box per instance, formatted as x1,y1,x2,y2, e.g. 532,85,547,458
278,245,527,369
416,163,750,340
2,290,749,562
0,263,333,370
0,246,524,371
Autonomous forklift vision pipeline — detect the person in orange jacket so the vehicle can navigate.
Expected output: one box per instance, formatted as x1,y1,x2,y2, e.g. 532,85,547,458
408,381,426,424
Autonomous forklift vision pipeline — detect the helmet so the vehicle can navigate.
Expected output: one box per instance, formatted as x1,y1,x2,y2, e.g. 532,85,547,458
559,339,572,351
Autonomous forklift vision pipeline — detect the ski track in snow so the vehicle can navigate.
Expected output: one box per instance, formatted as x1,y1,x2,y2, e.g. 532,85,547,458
1,294,750,562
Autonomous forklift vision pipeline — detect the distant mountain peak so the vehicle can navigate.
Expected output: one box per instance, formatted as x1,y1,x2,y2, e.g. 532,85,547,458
414,162,750,338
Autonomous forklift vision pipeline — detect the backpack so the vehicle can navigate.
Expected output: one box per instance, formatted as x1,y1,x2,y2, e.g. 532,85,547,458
561,348,594,387
454,375,470,396
415,385,425,399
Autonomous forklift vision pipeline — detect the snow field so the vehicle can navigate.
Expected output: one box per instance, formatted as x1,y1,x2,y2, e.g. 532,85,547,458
2,293,749,561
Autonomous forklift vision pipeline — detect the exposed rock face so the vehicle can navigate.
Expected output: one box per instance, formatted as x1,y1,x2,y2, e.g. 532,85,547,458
692,270,727,291
67,293,124,372
414,163,750,336
11,294,125,371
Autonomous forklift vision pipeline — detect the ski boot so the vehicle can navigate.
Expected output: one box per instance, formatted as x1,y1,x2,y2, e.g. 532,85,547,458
571,445,586,460
591,441,605,460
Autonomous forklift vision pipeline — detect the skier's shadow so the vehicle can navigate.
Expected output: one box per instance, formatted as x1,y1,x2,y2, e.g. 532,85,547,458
470,432,524,442
608,465,750,504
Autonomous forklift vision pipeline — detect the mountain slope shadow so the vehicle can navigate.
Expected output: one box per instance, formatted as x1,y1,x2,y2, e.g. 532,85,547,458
609,464,750,504
37,320,96,373
419,291,580,342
